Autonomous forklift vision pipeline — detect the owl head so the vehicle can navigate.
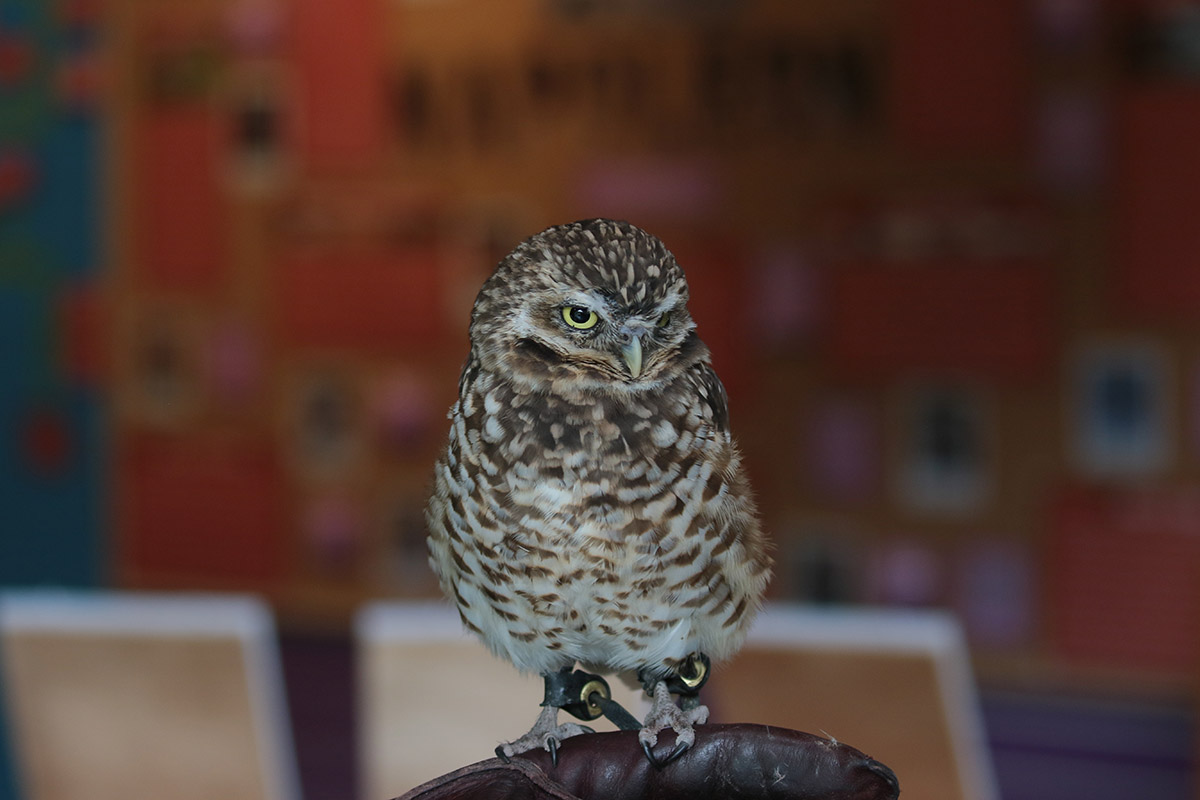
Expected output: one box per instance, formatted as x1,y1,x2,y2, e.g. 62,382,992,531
469,219,708,391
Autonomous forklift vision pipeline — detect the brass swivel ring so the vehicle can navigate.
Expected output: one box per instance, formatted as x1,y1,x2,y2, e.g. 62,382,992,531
678,654,708,691
578,678,610,720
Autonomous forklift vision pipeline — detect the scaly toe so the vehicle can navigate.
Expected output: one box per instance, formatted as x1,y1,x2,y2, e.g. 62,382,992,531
499,711,593,764
685,704,709,727
638,682,706,768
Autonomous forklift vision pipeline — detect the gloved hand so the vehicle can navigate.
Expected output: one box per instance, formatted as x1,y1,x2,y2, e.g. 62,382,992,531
394,723,900,800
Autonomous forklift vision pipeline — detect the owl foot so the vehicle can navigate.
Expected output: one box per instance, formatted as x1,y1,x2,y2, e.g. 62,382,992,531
637,681,709,768
495,704,593,767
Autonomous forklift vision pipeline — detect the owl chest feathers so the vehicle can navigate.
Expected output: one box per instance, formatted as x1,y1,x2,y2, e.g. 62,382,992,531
429,361,767,674
455,368,731,541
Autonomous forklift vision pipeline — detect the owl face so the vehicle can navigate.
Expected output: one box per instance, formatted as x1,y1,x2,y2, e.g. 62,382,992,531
531,282,687,381
470,220,705,390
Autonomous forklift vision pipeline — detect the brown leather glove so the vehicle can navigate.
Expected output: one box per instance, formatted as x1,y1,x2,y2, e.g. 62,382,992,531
394,723,900,800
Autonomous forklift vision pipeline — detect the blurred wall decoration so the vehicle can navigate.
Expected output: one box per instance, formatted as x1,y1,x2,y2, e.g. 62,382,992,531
5,0,1200,795
1,0,106,588
8,0,1200,676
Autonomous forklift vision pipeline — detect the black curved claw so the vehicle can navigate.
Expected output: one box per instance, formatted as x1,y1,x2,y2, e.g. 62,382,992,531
547,736,559,768
641,737,690,769
494,745,511,764
662,739,690,766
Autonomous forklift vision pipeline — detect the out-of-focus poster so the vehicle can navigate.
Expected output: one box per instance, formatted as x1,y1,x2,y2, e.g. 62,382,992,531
1069,340,1172,478
896,385,990,515
953,539,1035,648
804,398,879,504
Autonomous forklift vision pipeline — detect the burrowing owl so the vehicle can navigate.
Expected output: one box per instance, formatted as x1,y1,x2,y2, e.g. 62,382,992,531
426,219,772,765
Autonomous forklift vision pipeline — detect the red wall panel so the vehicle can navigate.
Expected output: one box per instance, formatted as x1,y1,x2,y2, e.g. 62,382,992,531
892,0,1027,153
275,247,444,354
120,432,288,584
1114,87,1200,319
290,0,386,167
825,262,1054,382
134,107,227,292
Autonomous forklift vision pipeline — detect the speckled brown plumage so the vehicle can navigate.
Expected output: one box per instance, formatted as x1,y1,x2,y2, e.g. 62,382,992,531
426,218,772,758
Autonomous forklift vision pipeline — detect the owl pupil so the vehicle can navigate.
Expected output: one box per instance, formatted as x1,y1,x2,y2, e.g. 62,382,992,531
568,307,591,324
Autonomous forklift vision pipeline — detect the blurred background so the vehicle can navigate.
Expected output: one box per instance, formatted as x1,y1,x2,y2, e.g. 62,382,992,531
2,0,1200,797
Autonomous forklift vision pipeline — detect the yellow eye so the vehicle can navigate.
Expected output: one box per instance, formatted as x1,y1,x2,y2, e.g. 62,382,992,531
656,312,671,328
562,306,599,329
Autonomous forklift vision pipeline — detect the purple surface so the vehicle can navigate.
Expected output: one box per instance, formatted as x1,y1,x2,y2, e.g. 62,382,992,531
982,689,1195,800
280,633,358,800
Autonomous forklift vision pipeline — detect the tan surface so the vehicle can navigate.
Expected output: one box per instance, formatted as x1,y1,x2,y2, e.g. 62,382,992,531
713,647,966,800
359,640,648,800
2,632,271,800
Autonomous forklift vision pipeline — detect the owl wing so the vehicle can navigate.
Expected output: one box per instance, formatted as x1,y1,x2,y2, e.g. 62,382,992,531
690,361,730,435
457,353,481,398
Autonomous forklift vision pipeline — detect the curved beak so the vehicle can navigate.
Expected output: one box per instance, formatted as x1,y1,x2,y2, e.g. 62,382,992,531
620,335,643,379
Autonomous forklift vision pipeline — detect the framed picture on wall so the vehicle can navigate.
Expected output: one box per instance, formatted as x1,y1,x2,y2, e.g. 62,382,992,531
1069,339,1173,478
804,397,880,504
773,516,863,604
896,384,991,515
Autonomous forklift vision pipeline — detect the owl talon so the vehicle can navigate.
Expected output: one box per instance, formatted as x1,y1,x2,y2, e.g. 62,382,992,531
637,680,707,768
499,703,592,766
641,739,658,767
666,739,690,764
641,737,691,768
